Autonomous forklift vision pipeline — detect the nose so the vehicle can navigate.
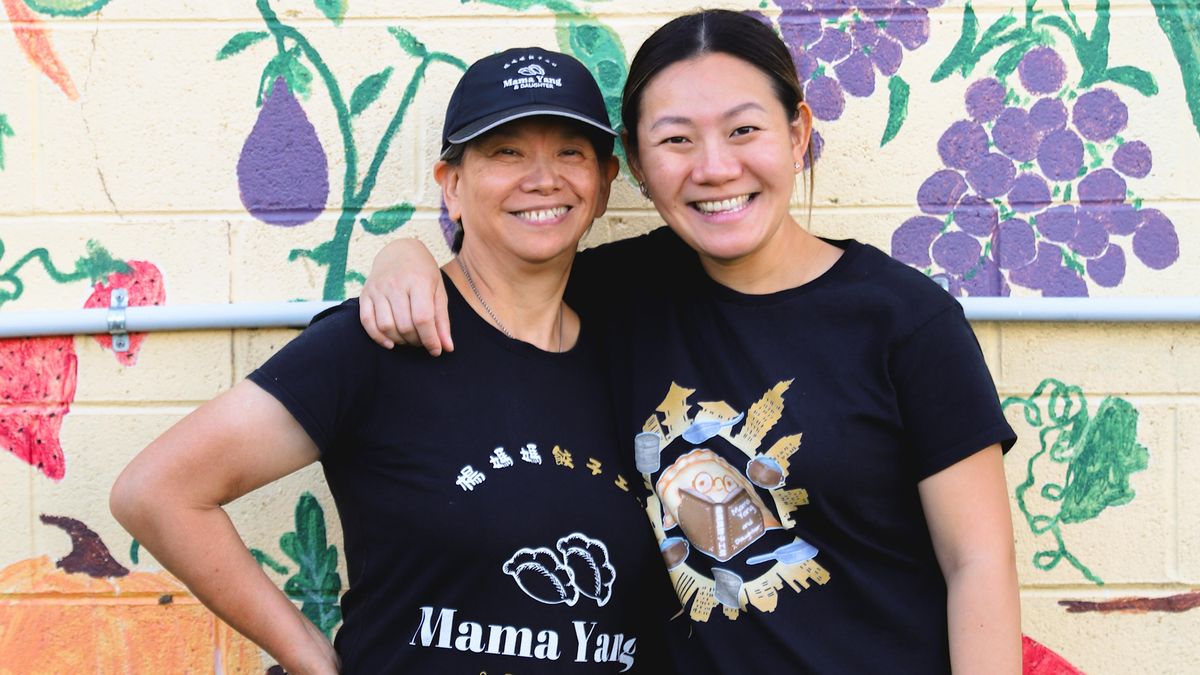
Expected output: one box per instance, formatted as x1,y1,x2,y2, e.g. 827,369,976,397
691,139,741,185
522,151,563,193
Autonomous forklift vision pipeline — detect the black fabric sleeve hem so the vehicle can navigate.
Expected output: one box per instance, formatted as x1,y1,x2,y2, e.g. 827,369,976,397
914,422,1018,482
246,369,332,456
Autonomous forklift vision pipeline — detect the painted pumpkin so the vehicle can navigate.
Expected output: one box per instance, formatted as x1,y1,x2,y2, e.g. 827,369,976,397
0,515,264,673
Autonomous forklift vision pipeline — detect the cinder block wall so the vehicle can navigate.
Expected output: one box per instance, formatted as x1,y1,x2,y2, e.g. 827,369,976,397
0,1,1195,672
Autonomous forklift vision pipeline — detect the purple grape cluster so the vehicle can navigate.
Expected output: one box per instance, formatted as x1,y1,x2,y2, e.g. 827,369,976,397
773,0,944,162
892,47,1179,296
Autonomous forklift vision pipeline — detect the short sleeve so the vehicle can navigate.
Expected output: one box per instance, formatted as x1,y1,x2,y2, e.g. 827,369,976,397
889,304,1016,480
246,300,378,457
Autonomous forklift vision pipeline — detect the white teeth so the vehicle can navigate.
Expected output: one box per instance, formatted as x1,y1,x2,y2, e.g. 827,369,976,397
515,206,568,222
693,195,751,214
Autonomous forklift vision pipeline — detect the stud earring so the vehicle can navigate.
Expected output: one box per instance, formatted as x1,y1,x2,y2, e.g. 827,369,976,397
793,162,802,171
638,181,650,199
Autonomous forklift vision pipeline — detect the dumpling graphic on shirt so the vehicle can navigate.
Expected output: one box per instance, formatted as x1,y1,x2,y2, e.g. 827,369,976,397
502,547,579,606
557,533,615,607
502,533,616,607
656,449,781,562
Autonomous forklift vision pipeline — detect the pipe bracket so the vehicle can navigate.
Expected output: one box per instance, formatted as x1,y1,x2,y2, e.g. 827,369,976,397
107,288,129,353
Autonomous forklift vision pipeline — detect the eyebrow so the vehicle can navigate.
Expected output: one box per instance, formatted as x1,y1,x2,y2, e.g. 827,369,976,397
648,102,768,130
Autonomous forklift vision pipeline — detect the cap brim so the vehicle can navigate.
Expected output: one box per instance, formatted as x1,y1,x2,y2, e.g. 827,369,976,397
443,105,616,158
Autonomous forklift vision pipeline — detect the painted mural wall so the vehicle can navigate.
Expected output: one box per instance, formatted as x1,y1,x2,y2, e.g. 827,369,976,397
0,0,1196,672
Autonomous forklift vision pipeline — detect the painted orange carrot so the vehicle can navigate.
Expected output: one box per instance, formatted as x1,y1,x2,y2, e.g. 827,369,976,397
2,0,79,100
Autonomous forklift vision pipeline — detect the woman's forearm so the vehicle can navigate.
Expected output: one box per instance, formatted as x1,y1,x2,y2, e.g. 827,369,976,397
110,381,336,674
113,493,338,674
945,553,1022,674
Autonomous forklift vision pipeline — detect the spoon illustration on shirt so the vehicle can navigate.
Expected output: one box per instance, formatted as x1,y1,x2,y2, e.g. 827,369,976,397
745,539,819,565
681,412,744,444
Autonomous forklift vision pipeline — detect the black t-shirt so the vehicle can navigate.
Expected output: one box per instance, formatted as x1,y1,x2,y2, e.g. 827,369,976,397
248,276,678,674
569,228,1017,673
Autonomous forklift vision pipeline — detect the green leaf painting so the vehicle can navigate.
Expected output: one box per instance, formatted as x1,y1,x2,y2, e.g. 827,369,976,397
349,67,394,117
314,0,348,26
362,203,415,235
217,31,271,61
1153,0,1200,138
1058,398,1148,523
1004,378,1149,585
388,26,429,59
555,15,627,131
880,76,909,147
259,48,314,105
932,2,980,82
280,493,343,637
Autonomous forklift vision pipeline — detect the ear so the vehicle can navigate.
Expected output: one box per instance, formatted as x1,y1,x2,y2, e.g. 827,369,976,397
433,160,463,222
790,102,814,170
592,155,621,219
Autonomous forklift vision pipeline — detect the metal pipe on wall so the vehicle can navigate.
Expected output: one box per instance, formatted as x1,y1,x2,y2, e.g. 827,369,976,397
0,301,341,338
0,297,1197,340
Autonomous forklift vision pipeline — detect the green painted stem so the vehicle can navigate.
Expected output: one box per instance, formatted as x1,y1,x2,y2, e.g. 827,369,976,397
256,0,358,206
256,0,359,299
2,248,88,284
0,249,79,308
355,53,466,205
255,1,468,299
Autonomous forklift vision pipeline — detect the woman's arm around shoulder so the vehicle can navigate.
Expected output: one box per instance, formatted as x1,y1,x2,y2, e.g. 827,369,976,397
919,444,1021,674
360,238,450,354
110,380,339,675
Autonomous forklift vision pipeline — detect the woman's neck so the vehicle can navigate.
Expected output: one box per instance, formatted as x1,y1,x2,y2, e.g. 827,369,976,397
698,219,842,295
444,246,578,351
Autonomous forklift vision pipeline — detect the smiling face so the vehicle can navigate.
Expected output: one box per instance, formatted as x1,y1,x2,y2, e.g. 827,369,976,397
630,52,812,269
438,117,618,266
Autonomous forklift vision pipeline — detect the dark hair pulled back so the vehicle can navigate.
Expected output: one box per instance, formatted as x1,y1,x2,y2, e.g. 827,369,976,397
621,9,814,173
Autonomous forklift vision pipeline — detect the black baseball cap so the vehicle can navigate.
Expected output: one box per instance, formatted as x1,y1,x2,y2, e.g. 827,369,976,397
441,47,616,158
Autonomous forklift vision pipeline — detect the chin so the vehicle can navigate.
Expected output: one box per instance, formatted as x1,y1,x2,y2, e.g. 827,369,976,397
677,228,766,264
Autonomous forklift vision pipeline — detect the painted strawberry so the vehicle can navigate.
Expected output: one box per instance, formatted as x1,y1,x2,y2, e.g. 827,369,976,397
1022,635,1083,674
83,260,165,366
0,336,77,480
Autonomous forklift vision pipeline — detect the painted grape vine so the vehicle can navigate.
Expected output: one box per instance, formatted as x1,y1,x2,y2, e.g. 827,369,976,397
891,0,1181,296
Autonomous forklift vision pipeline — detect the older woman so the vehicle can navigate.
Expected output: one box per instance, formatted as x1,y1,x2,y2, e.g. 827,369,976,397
361,10,1021,674
111,47,678,675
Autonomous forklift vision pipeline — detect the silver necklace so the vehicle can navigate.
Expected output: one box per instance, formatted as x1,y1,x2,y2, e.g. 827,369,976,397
456,256,564,352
